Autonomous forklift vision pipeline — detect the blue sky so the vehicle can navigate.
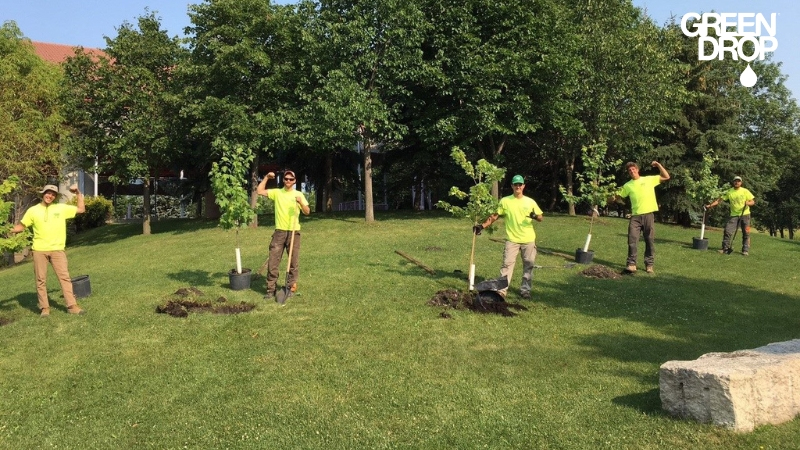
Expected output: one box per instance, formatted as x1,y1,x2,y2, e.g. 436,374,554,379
2,0,797,98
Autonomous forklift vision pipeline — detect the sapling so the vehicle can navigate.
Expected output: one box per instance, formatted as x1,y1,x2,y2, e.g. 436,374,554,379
1,176,30,262
559,142,620,253
210,143,256,274
436,147,505,290
684,150,725,241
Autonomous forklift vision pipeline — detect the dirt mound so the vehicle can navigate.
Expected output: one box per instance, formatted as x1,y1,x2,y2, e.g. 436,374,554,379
580,264,623,279
0,317,13,326
428,289,528,317
156,287,256,318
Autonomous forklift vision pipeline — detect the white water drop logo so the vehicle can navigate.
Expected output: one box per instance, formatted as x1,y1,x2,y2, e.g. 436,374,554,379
740,64,757,87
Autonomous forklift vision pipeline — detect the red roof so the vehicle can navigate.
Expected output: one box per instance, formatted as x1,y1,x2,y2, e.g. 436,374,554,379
30,41,106,64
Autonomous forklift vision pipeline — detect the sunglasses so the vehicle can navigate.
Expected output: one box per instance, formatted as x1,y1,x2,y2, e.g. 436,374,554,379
513,183,524,186
284,177,295,181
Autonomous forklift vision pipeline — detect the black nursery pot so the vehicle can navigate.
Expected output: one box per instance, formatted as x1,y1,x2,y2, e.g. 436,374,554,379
71,275,91,298
692,237,709,250
229,269,252,291
575,249,594,265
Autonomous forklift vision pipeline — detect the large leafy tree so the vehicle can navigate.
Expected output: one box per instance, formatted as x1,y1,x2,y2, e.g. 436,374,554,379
61,12,188,235
410,0,562,198
183,0,298,226
548,1,685,215
295,0,427,222
0,22,66,216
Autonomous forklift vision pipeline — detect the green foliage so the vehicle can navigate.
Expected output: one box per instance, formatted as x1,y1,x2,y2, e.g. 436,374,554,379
0,22,66,196
436,147,505,229
0,176,30,254
684,150,725,207
560,142,621,211
210,143,256,231
67,195,113,232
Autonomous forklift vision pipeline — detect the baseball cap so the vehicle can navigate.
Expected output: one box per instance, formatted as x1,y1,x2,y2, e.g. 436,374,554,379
40,184,59,194
511,175,525,184
733,176,742,182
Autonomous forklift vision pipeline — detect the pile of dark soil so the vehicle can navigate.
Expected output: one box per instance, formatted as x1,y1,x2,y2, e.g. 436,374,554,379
428,289,528,317
156,287,256,318
580,264,623,279
0,317,13,327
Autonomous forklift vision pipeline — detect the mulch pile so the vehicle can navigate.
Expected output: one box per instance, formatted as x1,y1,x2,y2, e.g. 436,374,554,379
156,287,256,318
580,264,623,279
428,289,528,317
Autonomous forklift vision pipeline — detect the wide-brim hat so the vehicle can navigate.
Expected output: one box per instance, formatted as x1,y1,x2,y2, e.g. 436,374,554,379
733,176,742,182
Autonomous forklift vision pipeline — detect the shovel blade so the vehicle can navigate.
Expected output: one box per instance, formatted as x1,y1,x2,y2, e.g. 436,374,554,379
276,288,288,305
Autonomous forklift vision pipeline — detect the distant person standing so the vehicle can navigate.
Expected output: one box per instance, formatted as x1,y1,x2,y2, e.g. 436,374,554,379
10,184,86,317
474,175,544,299
617,161,670,274
705,176,756,255
256,170,311,300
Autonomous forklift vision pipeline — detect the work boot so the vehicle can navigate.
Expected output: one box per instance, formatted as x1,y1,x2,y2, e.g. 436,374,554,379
67,306,86,315
646,266,654,274
742,251,749,256
290,283,297,293
264,291,276,300
520,291,531,300
718,249,727,254
40,308,50,318
625,265,637,273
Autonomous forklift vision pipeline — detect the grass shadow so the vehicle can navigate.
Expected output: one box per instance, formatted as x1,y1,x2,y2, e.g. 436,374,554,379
0,292,39,314
166,269,218,288
612,388,664,416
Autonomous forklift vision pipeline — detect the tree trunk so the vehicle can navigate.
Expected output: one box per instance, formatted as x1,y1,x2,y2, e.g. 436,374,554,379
565,155,576,216
364,141,375,222
249,154,259,228
142,176,151,235
325,152,334,212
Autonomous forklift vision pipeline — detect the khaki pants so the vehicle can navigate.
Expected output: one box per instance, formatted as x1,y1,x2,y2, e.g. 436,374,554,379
32,250,78,311
266,230,302,293
499,240,537,295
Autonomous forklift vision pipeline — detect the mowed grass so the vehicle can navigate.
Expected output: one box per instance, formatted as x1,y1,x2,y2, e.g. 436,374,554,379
1,210,799,449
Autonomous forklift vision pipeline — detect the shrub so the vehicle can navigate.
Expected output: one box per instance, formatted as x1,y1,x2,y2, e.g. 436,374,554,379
69,195,113,232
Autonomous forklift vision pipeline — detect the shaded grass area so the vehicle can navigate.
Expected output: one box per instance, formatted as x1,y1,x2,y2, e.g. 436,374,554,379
1,210,799,449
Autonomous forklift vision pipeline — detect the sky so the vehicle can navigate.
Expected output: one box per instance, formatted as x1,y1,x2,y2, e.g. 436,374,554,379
2,0,798,98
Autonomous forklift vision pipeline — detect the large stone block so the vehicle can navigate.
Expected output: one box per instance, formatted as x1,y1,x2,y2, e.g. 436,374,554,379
659,339,800,432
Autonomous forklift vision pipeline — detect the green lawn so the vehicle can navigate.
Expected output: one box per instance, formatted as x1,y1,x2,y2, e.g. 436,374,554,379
1,211,799,449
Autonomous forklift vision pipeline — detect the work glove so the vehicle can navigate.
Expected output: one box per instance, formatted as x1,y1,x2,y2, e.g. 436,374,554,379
473,224,483,235
529,211,538,219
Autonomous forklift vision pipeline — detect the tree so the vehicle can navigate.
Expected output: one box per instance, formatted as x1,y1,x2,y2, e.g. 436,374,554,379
559,142,620,253
436,147,505,289
298,0,428,222
1,176,30,264
0,22,66,216
210,143,257,274
61,12,188,235
184,0,299,226
683,150,724,241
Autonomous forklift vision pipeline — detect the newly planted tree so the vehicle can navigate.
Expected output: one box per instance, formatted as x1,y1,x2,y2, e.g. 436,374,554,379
0,176,30,265
210,143,256,278
436,147,505,289
684,150,725,247
560,142,620,262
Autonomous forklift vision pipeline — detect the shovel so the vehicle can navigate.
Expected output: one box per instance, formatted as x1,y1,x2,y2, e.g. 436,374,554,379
276,209,299,305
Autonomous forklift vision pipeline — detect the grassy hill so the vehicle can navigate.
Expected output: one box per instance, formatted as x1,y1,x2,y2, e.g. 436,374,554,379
1,211,799,448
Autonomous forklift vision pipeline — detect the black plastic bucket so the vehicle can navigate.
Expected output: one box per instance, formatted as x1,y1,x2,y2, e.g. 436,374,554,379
71,275,91,298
